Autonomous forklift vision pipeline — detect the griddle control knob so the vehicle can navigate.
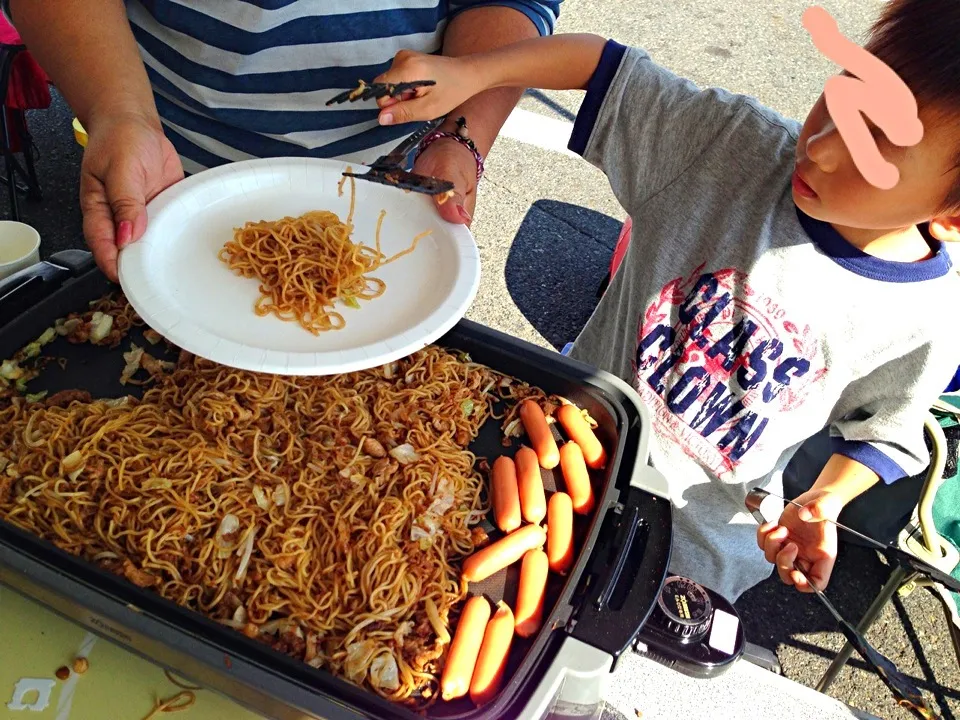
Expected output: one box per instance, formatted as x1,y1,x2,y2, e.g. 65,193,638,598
652,576,713,643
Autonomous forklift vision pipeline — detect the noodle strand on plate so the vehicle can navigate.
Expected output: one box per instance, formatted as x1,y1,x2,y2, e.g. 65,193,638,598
218,173,431,334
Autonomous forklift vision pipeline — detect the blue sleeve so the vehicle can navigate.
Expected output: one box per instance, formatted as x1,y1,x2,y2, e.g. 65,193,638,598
830,438,908,485
833,368,960,476
828,341,960,485
568,40,627,156
448,0,562,36
947,365,960,393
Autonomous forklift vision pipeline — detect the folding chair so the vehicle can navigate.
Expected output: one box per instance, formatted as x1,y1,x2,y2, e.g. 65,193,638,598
816,396,960,691
596,216,632,298
0,41,42,221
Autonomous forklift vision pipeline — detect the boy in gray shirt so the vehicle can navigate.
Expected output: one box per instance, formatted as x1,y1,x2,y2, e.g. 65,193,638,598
377,0,960,601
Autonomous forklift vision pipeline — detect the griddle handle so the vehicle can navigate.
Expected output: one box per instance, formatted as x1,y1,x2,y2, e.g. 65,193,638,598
47,249,96,275
570,487,672,661
0,249,94,327
593,503,639,609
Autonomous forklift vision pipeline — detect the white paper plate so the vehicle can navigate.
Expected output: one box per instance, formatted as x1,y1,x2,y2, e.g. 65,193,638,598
117,157,480,376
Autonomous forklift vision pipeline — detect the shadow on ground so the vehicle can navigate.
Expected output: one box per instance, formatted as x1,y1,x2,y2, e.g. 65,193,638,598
504,199,620,350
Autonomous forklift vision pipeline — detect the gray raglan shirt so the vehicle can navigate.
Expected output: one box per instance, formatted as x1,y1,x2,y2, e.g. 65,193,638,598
568,42,960,601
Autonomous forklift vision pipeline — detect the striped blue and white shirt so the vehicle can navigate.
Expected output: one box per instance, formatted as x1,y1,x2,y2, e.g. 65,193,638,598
8,0,560,173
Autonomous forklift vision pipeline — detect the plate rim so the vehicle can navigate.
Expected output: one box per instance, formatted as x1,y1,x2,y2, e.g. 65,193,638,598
117,156,480,376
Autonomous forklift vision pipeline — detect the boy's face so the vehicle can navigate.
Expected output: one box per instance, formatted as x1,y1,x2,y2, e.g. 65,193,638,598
793,93,960,232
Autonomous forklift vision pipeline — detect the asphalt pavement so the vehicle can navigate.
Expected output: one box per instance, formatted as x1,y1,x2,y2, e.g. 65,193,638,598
2,0,958,718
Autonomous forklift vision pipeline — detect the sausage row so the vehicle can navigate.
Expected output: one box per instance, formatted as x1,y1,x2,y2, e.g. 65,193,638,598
442,398,607,706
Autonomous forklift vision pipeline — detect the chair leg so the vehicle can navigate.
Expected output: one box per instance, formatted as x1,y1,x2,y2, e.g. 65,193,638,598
0,105,20,221
938,594,960,671
950,616,960,670
595,274,610,299
816,565,915,693
14,110,41,201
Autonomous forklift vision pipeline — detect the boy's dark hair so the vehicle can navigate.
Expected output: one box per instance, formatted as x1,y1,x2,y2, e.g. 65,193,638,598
865,0,960,212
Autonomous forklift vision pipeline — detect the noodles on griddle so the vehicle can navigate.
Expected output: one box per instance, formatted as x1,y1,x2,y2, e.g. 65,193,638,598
218,174,429,334
0,344,547,705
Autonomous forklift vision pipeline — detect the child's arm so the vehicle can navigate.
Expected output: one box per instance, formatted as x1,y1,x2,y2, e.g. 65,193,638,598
375,34,607,126
759,334,959,595
757,454,879,592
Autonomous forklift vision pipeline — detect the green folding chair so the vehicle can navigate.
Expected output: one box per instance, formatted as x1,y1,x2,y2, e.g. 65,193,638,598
817,394,960,691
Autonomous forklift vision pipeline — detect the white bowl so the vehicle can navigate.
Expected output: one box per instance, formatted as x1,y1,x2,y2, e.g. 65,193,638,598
0,221,40,280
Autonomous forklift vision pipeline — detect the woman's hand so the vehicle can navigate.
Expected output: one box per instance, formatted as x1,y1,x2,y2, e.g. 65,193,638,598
412,136,477,225
374,51,484,126
756,488,845,593
80,111,184,282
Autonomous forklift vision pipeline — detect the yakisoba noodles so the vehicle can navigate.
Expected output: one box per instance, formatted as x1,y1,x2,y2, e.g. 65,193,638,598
0,344,547,705
218,173,430,334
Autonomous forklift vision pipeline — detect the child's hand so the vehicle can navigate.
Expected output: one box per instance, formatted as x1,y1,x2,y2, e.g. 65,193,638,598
374,51,483,126
756,489,845,592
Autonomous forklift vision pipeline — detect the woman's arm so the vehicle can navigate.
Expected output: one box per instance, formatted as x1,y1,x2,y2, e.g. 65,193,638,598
8,0,182,283
7,0,158,128
406,4,565,224
435,6,547,162
390,27,603,222
406,6,546,224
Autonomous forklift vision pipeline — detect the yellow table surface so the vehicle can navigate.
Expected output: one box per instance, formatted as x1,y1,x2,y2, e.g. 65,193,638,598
1,586,267,720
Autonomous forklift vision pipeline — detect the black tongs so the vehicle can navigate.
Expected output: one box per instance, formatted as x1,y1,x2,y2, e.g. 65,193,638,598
746,488,944,719
802,571,939,719
327,80,455,200
326,79,436,106
340,117,455,200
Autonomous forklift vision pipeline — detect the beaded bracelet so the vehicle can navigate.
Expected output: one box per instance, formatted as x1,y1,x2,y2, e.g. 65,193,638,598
414,116,485,182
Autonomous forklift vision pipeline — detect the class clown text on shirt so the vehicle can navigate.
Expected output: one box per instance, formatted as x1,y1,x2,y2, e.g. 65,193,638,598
634,267,825,473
